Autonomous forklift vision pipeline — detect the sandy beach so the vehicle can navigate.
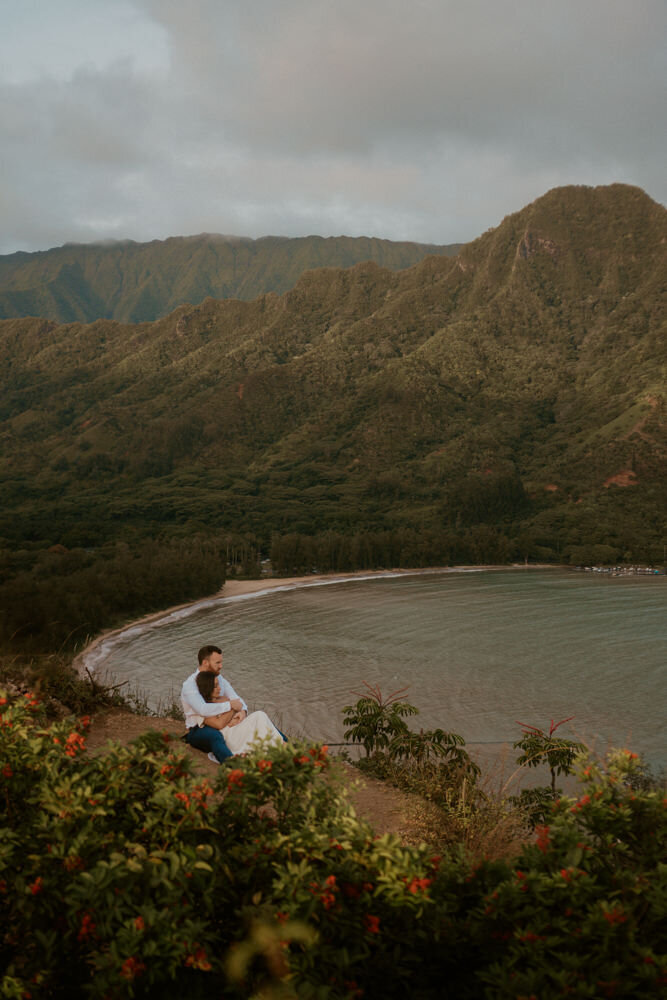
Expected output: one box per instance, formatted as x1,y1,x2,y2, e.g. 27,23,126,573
219,566,449,599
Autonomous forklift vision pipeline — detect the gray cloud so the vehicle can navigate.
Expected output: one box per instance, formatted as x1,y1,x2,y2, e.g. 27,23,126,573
1,0,665,253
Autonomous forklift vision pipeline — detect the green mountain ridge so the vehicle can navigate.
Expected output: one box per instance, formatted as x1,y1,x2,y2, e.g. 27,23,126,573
0,233,462,324
1,183,665,579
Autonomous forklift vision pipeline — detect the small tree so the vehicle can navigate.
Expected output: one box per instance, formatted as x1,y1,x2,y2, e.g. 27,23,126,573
513,717,586,824
342,682,417,756
514,717,586,793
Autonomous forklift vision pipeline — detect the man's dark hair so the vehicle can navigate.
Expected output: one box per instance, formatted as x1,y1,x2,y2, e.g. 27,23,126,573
198,644,221,665
196,671,216,702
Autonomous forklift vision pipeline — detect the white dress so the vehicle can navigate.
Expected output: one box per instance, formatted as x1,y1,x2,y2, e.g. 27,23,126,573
221,711,283,755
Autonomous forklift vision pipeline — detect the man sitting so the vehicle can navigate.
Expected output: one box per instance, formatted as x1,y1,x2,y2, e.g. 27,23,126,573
181,643,283,762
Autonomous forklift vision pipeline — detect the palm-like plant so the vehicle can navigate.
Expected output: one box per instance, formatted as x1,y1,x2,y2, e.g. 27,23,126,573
342,682,418,756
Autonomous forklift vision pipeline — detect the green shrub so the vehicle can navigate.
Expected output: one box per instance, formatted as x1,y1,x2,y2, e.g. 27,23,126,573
1,691,665,999
342,682,418,756
473,750,667,997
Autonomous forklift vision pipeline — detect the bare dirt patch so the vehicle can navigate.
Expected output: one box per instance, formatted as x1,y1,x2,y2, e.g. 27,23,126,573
603,469,637,487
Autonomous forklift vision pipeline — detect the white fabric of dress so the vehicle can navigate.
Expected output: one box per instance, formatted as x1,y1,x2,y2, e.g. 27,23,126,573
221,711,283,755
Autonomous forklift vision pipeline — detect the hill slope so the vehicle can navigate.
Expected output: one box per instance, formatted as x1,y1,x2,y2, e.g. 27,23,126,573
0,183,665,572
0,234,461,324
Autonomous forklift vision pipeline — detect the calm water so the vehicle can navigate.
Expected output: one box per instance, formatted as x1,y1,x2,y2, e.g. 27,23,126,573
86,569,666,769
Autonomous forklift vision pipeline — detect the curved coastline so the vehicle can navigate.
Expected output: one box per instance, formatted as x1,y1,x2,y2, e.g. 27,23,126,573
74,563,554,679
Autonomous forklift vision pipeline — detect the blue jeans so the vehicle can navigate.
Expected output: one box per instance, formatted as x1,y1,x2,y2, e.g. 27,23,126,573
183,725,232,762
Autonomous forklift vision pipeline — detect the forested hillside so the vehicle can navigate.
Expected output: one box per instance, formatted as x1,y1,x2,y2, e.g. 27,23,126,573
1,183,665,650
0,234,460,324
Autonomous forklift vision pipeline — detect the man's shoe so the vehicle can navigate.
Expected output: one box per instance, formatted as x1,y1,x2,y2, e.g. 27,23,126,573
207,752,219,764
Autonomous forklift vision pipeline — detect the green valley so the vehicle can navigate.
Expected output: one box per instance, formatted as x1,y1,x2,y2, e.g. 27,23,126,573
1,182,665,650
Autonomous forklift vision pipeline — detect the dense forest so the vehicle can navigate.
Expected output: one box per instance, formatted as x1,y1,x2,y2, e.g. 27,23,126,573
1,183,665,653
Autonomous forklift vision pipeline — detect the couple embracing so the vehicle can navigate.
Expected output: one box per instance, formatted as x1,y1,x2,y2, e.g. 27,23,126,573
181,644,285,763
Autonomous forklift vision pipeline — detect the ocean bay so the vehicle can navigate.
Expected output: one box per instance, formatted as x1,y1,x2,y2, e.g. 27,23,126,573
87,569,667,770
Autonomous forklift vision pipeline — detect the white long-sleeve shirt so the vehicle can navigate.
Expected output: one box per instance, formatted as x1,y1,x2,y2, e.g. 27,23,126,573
181,670,248,729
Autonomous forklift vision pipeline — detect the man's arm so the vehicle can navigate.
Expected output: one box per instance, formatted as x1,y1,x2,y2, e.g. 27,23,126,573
217,675,248,715
182,673,242,718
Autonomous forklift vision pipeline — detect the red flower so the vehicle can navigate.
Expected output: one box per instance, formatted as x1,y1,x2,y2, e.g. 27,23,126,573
2,765,12,779
64,732,86,757
227,768,244,790
29,877,43,895
603,907,627,925
0,697,7,706
406,876,432,894
364,914,380,934
535,825,550,854
307,745,329,767
134,916,145,931
184,947,212,971
78,913,96,941
120,957,145,980
257,759,273,772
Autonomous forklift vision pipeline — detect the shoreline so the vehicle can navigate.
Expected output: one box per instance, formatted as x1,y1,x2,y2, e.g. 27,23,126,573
73,563,556,679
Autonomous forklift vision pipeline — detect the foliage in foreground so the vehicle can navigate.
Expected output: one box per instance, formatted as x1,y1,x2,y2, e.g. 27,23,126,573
1,692,665,999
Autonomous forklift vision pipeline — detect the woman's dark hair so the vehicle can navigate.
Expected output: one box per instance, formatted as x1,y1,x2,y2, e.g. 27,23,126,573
196,671,216,703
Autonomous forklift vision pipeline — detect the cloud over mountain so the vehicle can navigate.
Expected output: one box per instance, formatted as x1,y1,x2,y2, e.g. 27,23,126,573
1,0,665,253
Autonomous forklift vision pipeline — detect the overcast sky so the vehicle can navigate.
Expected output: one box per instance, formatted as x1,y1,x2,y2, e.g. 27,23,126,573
1,0,665,255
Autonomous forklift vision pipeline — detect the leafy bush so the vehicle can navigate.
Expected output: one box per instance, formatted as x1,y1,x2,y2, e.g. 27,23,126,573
474,749,667,998
342,683,418,756
1,691,665,999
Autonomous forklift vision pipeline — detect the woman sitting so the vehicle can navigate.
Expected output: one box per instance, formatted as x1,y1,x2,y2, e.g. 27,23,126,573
195,671,284,756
